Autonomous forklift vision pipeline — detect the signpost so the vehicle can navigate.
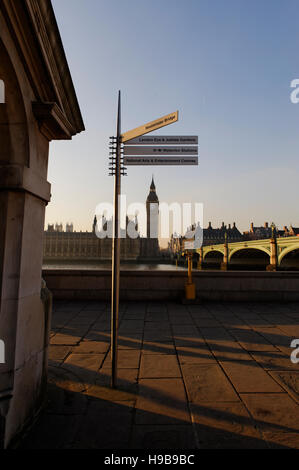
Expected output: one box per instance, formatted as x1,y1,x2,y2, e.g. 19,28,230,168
124,146,198,156
109,97,183,388
124,135,198,145
124,156,198,166
110,91,122,389
121,111,178,143
109,94,200,387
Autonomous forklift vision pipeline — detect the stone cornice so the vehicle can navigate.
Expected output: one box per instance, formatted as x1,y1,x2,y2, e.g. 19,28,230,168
32,102,75,141
0,164,51,202
0,0,84,138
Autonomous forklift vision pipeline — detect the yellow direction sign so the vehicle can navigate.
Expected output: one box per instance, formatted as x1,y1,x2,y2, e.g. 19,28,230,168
121,111,179,143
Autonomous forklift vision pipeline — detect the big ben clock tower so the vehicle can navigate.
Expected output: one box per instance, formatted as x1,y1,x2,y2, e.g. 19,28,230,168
146,177,159,239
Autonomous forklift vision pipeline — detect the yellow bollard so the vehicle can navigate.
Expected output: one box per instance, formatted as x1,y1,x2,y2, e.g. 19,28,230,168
185,253,196,300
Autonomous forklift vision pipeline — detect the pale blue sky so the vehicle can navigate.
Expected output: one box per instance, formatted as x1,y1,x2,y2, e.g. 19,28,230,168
46,0,299,235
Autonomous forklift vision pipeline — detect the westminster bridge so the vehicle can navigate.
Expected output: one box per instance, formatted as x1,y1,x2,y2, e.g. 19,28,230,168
196,236,299,271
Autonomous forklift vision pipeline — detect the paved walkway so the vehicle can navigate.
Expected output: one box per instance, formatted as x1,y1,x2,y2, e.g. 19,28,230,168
19,301,299,449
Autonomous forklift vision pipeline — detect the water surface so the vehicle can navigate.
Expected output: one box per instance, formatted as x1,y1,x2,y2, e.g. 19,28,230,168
43,262,187,271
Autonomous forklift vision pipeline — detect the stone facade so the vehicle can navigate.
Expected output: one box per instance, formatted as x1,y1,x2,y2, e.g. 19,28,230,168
43,179,161,262
203,222,242,246
244,222,299,240
169,222,243,256
0,0,84,448
44,229,142,261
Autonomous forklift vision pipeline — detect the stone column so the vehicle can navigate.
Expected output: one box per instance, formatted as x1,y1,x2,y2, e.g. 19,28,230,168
0,1,84,447
0,33,51,447
267,238,278,271
221,234,229,271
197,247,204,270
267,225,278,271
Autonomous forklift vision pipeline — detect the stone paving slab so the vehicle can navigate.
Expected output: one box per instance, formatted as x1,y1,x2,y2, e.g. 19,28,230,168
49,345,72,362
177,346,217,365
73,340,110,354
124,313,146,320
46,381,89,416
119,320,145,332
147,303,168,313
228,328,279,352
182,364,240,403
51,317,73,329
21,414,82,449
276,325,299,337
19,300,299,450
144,321,171,331
193,318,223,328
146,312,169,322
86,370,138,402
188,308,215,319
48,365,86,394
172,325,200,336
139,354,181,378
71,399,135,449
135,378,190,425
142,340,176,355
117,333,143,350
251,327,292,348
50,332,82,346
240,393,299,432
130,425,197,449
200,327,235,341
143,331,173,341
173,336,204,346
260,314,299,326
102,349,141,369
60,354,105,388
169,315,194,325
238,315,273,327
84,331,110,341
64,353,105,372
219,361,284,393
268,371,299,403
61,326,91,337
206,339,252,362
263,432,299,449
190,402,267,449
250,351,297,371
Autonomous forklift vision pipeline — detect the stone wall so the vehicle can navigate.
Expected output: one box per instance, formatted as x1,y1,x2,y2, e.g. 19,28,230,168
0,0,84,448
43,269,299,302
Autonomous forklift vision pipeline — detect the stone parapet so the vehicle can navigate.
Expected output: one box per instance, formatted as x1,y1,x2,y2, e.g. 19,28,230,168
43,269,299,302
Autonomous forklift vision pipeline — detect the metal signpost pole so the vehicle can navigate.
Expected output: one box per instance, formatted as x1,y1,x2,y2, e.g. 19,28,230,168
109,103,191,387
111,91,121,388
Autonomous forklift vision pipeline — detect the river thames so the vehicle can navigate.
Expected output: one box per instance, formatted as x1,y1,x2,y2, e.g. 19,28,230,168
43,262,187,271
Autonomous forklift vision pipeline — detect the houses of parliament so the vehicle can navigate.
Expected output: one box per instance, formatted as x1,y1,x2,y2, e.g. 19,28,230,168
43,179,160,262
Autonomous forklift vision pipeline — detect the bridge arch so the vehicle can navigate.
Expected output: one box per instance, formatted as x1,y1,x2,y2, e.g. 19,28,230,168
203,248,224,261
229,247,270,270
203,249,224,269
279,246,299,266
228,246,270,262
